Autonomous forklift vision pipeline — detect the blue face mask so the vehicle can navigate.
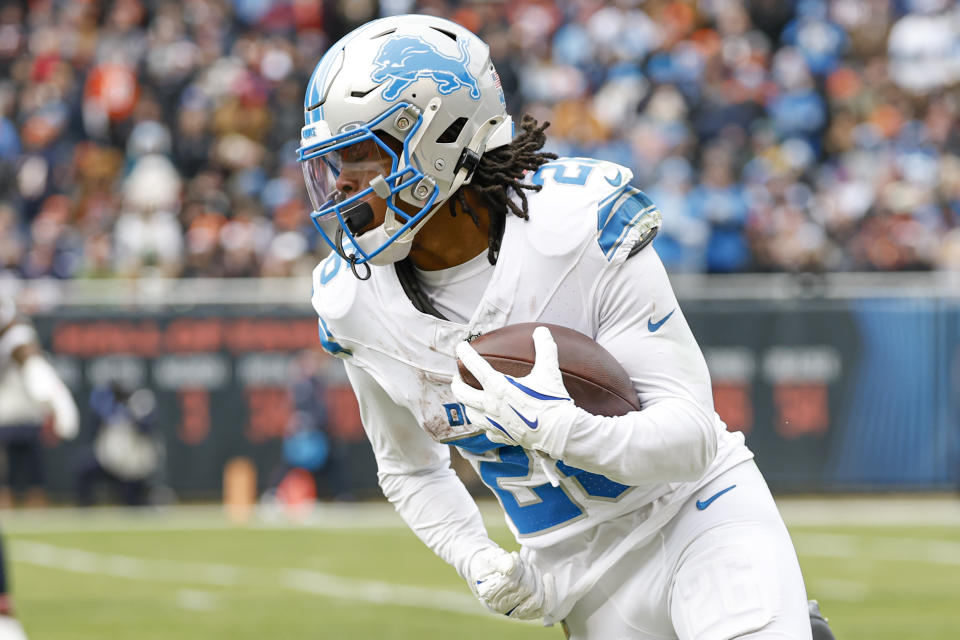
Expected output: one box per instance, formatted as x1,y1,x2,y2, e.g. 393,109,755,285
298,103,440,267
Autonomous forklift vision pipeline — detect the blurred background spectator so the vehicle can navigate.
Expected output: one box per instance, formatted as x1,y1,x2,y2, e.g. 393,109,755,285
0,0,957,277
266,349,353,510
0,295,78,507
74,380,162,507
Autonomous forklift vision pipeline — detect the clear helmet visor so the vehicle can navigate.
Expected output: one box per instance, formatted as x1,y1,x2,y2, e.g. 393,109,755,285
301,136,393,225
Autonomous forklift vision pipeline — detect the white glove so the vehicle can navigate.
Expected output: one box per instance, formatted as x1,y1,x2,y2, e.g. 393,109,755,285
451,326,585,460
468,547,556,620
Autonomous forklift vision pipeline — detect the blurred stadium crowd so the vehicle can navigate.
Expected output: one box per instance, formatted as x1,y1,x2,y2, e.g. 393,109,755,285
0,0,959,279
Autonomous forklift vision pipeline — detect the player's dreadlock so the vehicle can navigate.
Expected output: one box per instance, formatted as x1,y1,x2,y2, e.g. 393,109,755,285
449,115,557,264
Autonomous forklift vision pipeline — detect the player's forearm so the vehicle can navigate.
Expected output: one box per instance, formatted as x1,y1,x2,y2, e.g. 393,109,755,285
379,465,499,580
556,397,717,486
21,354,79,439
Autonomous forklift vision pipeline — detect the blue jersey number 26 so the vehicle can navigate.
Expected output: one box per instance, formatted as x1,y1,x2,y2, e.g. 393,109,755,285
531,161,596,187
477,444,631,535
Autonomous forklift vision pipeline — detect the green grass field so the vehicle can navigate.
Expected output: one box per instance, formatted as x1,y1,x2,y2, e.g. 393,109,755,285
4,499,959,639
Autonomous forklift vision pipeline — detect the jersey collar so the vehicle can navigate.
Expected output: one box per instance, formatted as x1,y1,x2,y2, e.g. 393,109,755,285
378,216,523,356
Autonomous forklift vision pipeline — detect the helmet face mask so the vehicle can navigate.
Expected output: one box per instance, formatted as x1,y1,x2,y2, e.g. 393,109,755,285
297,15,513,267
299,102,437,264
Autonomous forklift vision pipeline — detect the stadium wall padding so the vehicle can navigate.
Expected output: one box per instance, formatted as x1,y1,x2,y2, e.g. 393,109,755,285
27,297,960,499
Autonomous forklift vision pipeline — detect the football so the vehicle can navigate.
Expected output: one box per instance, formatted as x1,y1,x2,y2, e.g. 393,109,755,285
457,323,640,417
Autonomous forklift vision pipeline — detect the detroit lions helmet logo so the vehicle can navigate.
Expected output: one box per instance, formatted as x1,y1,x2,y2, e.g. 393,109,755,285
371,36,481,102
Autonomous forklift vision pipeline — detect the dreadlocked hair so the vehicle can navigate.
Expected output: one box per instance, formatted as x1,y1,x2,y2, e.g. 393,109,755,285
449,114,557,264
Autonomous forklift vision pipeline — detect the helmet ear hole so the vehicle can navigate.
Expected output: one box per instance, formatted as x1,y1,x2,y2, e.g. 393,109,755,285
436,117,468,144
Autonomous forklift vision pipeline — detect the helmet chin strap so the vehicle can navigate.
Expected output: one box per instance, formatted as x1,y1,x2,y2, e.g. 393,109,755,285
333,200,414,273
344,201,374,234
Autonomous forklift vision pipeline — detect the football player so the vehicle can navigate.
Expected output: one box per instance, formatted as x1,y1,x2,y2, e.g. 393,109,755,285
300,15,835,639
0,296,78,507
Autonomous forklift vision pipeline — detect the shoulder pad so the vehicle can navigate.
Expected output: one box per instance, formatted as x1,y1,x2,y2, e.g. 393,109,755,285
311,253,357,321
310,254,358,358
529,157,662,261
531,157,633,192
597,184,662,262
524,158,640,259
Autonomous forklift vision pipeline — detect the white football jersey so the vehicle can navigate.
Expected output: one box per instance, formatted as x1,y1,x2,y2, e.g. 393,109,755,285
311,157,752,622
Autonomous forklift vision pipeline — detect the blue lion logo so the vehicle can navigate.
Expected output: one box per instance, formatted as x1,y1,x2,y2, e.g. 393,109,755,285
371,36,481,102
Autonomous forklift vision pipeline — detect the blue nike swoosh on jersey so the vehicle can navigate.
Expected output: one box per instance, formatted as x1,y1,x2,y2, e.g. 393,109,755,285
696,484,737,510
510,406,539,430
605,171,623,186
647,309,675,332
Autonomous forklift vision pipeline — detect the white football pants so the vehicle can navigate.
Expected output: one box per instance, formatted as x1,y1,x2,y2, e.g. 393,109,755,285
562,460,812,640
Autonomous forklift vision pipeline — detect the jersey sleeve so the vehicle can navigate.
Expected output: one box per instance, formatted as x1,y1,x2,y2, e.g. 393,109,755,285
343,361,500,580
554,246,718,486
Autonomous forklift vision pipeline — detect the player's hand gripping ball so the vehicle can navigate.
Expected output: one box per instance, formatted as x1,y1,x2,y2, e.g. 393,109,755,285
453,326,576,454
452,324,640,458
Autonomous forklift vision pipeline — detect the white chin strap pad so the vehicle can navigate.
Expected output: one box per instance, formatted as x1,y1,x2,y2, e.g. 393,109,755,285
351,224,414,266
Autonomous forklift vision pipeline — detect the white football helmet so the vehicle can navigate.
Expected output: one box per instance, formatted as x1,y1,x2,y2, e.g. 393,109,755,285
297,14,513,269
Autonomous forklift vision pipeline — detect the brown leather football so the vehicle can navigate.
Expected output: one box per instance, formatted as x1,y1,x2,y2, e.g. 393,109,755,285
457,323,640,417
